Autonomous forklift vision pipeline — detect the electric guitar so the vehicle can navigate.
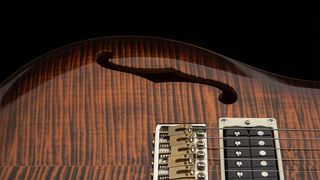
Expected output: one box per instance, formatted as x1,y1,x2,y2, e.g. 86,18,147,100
0,36,319,179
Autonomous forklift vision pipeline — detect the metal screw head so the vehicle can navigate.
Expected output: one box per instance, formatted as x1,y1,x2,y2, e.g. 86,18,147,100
220,119,228,123
259,150,267,156
235,150,242,156
197,151,206,159
237,171,244,178
196,130,205,137
197,141,205,149
258,140,265,146
261,171,269,177
268,119,274,124
197,173,206,179
235,141,241,146
245,120,251,125
234,131,241,136
260,160,268,166
257,131,265,136
197,162,206,170
236,161,243,167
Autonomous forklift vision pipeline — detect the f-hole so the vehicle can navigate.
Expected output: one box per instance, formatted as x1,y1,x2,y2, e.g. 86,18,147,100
96,51,238,104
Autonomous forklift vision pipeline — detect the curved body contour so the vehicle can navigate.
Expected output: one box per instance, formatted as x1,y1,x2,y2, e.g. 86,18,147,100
0,36,319,179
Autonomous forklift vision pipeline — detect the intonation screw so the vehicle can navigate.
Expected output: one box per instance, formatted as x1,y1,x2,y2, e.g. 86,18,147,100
196,130,205,137
220,119,228,123
197,162,206,170
268,119,274,124
197,151,206,159
245,120,251,125
197,173,206,180
197,141,205,149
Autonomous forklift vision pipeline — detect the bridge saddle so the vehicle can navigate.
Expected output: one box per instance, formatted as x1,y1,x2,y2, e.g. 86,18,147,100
152,124,208,180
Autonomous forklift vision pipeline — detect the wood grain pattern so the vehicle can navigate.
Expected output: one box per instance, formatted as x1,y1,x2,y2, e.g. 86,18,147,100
0,36,319,179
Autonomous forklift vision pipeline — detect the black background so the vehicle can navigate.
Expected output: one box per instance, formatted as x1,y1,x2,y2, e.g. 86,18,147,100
0,1,319,84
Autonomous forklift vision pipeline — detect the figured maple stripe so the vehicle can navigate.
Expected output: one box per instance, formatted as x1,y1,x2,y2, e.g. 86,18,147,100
0,36,319,179
0,166,150,179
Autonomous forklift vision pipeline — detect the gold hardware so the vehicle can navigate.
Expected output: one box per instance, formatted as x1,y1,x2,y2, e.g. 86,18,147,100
168,154,195,167
168,124,191,136
169,165,195,179
171,143,195,156
170,131,193,146
153,124,208,180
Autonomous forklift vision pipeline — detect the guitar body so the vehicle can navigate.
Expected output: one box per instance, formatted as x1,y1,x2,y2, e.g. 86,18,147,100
0,36,319,179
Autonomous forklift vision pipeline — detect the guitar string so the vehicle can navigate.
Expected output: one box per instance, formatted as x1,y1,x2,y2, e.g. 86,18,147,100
205,147,320,151
205,169,320,172
190,127,320,131
160,128,320,171
207,158,320,161
193,137,320,141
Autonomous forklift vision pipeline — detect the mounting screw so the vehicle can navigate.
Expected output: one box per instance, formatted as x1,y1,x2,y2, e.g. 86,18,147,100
245,120,251,125
268,119,274,124
220,119,228,123
197,141,205,149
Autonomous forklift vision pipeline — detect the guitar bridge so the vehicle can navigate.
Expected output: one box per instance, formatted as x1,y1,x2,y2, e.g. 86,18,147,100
152,124,208,180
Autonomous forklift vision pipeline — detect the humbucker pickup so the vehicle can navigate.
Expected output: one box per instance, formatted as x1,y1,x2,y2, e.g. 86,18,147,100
152,118,284,180
219,118,285,180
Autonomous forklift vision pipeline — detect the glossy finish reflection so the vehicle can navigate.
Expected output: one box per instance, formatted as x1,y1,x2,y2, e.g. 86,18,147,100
0,36,319,179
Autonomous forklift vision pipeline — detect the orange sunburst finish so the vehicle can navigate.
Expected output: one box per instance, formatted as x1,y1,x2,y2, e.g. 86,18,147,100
0,36,319,179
